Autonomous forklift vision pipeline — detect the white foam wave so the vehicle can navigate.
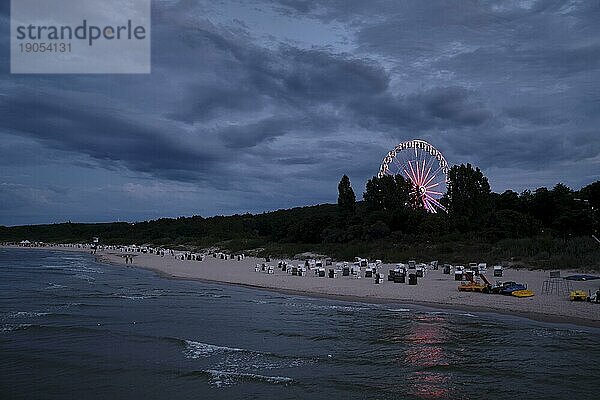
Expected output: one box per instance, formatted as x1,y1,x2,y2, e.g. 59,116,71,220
203,369,293,387
44,283,66,290
44,264,103,274
283,302,369,312
7,311,50,318
112,288,167,300
116,295,153,300
1,323,33,332
387,308,411,312
75,274,96,283
184,340,245,359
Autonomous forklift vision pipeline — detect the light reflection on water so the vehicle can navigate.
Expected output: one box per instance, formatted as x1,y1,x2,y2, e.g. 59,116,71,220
404,315,451,399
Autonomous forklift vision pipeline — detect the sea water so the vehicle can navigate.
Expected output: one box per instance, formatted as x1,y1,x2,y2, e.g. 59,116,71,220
1,248,599,399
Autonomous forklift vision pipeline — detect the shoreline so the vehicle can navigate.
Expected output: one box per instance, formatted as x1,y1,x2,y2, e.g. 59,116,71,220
100,256,600,329
4,245,600,329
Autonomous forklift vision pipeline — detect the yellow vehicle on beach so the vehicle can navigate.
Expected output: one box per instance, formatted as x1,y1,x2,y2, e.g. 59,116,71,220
458,281,488,292
569,290,588,301
511,289,535,298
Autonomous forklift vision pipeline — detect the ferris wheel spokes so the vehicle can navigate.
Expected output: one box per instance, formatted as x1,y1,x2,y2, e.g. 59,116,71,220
377,139,449,213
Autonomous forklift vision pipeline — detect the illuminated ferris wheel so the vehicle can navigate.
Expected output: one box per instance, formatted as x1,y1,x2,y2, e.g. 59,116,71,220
378,139,449,213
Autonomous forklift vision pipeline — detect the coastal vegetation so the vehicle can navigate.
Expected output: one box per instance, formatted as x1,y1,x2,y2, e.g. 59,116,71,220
1,165,599,270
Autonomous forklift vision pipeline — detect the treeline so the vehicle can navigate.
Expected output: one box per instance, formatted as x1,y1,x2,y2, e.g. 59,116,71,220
1,164,599,269
352,164,599,241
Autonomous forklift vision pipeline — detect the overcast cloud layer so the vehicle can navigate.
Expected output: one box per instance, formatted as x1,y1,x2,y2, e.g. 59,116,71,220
1,0,599,225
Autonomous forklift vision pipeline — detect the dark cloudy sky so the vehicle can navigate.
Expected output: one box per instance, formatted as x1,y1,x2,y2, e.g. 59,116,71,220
1,0,599,225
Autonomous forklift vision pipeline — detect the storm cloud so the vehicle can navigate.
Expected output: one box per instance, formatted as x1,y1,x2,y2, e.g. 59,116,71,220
0,0,598,225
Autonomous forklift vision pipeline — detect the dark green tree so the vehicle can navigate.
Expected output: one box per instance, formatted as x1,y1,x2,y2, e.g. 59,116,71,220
447,163,491,229
364,175,385,211
493,190,522,212
363,174,416,211
580,181,600,235
337,175,356,215
580,181,600,209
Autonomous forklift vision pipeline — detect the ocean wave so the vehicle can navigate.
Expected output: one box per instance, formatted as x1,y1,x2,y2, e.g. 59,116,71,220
1,323,33,332
109,288,170,300
186,292,231,299
181,339,316,372
114,295,154,300
5,311,51,318
1,322,112,336
44,283,67,290
386,308,411,313
183,340,245,358
195,369,294,387
282,302,370,313
75,274,96,283
43,264,103,274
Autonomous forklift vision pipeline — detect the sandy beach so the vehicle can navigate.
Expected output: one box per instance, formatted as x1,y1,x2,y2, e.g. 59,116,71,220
4,245,600,327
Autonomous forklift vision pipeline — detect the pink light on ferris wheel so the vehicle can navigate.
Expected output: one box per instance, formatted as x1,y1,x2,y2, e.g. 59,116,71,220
378,139,449,213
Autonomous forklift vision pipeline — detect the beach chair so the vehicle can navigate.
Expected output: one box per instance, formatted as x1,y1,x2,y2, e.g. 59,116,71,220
393,271,405,283
388,269,396,281
478,263,487,275
416,265,425,277
408,273,418,285
454,266,464,281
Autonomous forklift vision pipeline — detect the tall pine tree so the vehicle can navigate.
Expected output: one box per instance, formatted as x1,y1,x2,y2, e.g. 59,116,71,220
337,175,356,215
